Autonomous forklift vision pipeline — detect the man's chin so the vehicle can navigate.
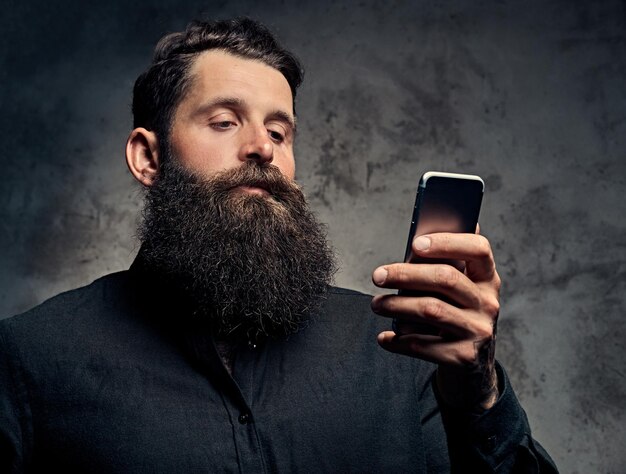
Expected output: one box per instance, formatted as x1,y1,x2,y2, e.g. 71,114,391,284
139,158,337,341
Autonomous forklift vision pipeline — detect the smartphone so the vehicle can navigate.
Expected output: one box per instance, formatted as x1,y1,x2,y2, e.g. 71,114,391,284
393,171,484,334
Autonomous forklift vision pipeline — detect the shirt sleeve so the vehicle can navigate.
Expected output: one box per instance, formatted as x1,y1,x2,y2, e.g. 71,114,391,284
433,361,559,473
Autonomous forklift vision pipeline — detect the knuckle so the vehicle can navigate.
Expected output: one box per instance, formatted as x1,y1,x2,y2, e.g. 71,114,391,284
490,297,501,317
456,344,478,366
482,295,500,318
429,233,450,253
433,265,460,290
423,298,445,322
389,263,408,283
492,271,502,292
476,235,492,257
466,346,479,365
438,233,451,249
474,321,494,340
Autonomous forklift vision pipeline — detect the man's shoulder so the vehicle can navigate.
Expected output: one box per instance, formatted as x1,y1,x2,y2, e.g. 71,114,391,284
327,286,370,297
312,285,377,331
323,285,373,314
0,270,133,337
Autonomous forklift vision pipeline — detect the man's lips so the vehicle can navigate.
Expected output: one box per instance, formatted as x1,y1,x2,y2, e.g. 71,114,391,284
235,184,271,197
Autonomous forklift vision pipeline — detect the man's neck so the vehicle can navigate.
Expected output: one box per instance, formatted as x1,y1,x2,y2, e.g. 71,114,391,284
215,340,236,375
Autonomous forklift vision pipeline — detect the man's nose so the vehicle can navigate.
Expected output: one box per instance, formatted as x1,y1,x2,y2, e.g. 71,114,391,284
238,125,274,165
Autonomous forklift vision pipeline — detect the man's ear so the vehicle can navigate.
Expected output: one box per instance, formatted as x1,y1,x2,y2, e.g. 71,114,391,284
126,127,160,187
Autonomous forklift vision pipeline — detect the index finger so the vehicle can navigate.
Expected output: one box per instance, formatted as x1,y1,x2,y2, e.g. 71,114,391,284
411,233,497,282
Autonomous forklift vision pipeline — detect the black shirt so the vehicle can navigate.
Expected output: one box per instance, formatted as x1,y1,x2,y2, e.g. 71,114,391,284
0,263,557,472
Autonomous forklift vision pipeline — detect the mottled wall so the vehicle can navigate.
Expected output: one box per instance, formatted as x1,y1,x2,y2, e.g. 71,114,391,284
1,0,624,471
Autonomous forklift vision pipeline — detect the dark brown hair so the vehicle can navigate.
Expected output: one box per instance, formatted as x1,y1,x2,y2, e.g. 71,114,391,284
132,18,303,143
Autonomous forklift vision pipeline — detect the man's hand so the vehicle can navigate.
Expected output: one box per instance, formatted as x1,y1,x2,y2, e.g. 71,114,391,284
371,232,501,412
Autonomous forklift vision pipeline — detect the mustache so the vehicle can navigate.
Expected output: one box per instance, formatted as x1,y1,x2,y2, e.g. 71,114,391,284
183,161,301,200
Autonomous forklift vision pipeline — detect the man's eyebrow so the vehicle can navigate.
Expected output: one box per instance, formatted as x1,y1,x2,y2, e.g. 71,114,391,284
269,110,297,134
194,96,245,115
194,96,297,133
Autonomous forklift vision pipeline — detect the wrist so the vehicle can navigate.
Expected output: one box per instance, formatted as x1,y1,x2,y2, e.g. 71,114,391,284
436,364,499,414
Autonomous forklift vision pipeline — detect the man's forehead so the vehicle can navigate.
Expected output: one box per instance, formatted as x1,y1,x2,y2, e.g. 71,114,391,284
184,50,294,114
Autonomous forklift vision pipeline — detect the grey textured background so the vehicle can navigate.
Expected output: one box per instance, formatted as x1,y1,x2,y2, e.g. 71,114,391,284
1,0,625,471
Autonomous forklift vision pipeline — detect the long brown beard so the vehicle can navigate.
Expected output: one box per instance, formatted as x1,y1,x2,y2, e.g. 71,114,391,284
138,159,337,343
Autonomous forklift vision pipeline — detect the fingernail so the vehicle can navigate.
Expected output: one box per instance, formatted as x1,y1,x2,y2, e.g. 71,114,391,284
373,267,388,285
414,236,431,251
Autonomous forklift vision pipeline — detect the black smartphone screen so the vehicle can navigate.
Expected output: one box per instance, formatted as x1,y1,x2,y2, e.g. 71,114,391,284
403,173,484,264
394,172,484,335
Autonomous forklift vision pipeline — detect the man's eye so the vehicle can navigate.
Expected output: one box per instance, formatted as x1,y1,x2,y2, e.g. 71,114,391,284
211,121,236,130
268,130,284,142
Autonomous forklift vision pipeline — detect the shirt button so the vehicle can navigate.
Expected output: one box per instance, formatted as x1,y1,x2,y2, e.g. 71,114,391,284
482,435,497,453
238,412,251,425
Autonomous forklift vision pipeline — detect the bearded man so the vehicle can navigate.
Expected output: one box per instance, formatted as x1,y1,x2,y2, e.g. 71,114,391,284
0,18,557,473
